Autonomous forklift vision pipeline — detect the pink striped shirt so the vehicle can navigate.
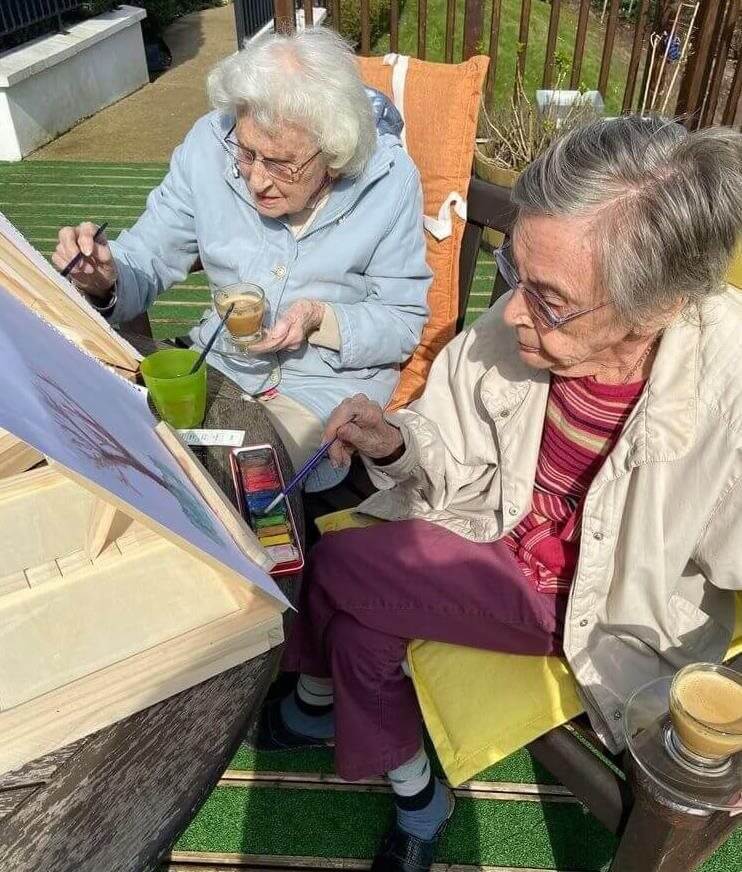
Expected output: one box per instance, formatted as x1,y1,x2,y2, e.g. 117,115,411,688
503,374,645,594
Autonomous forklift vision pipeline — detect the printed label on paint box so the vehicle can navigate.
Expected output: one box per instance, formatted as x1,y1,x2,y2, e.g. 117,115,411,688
178,428,245,447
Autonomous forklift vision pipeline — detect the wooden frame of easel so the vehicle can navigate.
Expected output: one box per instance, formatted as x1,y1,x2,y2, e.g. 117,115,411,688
0,424,284,780
0,213,286,781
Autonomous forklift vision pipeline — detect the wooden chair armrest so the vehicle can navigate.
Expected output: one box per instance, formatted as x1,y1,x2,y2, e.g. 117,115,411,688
527,723,633,836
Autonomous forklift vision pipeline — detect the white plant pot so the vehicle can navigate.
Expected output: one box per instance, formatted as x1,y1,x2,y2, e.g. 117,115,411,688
536,89,605,125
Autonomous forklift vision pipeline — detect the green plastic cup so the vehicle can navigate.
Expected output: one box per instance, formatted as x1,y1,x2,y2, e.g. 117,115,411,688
140,348,207,428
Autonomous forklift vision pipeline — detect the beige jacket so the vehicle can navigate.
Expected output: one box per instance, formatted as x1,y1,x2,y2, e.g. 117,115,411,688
360,291,742,753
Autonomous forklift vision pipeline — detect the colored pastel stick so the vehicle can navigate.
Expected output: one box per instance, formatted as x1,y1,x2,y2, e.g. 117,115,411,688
255,513,287,527
246,491,280,508
259,533,292,546
241,455,273,470
267,544,300,562
257,523,290,537
243,470,280,485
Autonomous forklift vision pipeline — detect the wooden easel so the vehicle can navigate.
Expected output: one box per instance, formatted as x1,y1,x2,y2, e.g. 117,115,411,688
0,214,285,780
0,428,43,479
0,424,284,779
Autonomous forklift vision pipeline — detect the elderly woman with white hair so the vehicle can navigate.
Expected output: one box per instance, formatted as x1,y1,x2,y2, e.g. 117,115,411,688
53,27,430,488
256,117,742,872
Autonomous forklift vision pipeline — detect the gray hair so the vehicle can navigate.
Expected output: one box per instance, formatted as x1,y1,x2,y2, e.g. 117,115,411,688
207,26,376,177
512,116,742,327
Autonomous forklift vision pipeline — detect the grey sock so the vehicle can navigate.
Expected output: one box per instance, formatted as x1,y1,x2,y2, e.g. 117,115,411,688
395,776,452,841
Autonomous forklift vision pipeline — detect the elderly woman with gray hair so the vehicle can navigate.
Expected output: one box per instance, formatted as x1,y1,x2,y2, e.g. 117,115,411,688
257,117,742,872
53,27,429,489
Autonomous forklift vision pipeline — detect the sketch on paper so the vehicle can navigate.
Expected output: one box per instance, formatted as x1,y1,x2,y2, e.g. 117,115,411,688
35,373,223,543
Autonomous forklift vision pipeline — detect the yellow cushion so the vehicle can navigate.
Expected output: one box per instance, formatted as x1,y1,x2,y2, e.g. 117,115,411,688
728,242,742,290
407,641,583,786
728,592,742,659
316,510,742,786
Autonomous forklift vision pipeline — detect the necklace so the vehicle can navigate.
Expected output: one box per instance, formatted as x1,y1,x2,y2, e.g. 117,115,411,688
621,333,661,384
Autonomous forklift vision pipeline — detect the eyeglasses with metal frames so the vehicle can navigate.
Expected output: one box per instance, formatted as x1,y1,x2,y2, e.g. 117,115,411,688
494,242,609,329
224,124,321,184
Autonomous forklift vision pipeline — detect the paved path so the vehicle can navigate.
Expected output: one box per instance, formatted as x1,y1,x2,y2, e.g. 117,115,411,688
29,4,237,163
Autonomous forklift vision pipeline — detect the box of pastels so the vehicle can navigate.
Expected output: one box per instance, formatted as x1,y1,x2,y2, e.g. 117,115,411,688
229,444,304,575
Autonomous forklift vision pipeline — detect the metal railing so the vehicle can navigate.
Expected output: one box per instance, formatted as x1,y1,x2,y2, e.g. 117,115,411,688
233,0,279,46
0,0,82,40
268,0,741,129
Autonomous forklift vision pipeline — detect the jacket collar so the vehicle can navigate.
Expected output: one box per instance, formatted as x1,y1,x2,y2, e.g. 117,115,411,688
209,113,395,235
619,310,699,466
478,307,549,417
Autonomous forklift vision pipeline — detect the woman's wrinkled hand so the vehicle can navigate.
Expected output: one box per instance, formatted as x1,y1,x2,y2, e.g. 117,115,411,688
323,394,404,468
52,222,118,297
250,298,325,353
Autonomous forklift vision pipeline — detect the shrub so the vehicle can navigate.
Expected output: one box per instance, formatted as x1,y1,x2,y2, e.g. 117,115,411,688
338,0,402,49
81,0,118,14
82,1,226,35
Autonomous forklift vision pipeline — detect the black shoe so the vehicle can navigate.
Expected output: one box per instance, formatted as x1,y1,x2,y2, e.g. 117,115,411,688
264,671,298,703
371,792,455,872
251,697,334,752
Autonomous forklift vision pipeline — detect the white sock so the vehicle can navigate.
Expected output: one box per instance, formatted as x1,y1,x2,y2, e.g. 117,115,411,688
387,745,431,798
296,674,335,708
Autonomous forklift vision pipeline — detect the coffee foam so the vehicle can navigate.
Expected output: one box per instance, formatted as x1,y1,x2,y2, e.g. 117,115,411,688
675,671,742,730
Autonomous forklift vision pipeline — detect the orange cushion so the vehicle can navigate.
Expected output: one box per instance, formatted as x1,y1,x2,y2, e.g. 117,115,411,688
358,55,489,410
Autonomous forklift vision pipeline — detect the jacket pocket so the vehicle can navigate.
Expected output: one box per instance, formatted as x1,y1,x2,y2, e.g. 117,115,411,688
667,592,722,652
315,345,381,380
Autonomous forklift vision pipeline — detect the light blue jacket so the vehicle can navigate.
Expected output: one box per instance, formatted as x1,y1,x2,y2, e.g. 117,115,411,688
107,107,431,488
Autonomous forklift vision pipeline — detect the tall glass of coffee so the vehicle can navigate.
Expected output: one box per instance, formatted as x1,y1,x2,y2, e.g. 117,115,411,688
668,663,742,771
212,282,266,349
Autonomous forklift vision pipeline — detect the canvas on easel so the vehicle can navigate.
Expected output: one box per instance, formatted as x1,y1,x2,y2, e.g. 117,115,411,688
0,213,144,478
0,286,288,778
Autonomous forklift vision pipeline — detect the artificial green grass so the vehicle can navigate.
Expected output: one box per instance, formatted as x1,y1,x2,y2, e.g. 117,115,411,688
175,786,619,869
0,159,500,341
372,0,633,115
174,783,741,871
231,743,560,785
176,783,741,870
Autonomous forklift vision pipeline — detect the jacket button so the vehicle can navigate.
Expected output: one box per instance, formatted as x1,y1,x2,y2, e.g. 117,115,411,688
500,409,510,418
508,506,518,516
273,265,286,278
593,531,603,541
579,618,589,627
613,709,623,721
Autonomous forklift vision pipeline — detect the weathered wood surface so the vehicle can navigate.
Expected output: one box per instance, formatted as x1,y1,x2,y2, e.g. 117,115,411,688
0,338,302,872
609,759,740,871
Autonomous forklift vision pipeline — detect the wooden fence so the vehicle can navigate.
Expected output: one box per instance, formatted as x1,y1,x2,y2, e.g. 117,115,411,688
674,0,741,128
270,0,741,128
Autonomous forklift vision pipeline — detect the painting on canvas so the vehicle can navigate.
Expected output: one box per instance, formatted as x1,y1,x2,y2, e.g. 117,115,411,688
0,286,288,608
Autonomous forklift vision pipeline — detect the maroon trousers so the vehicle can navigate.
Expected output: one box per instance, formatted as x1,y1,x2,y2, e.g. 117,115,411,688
282,519,567,781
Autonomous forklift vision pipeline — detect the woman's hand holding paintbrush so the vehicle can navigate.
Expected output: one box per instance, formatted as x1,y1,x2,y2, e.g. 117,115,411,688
261,396,404,516
52,221,118,297
323,394,405,469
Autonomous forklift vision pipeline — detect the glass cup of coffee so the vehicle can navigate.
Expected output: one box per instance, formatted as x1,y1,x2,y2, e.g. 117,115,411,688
212,282,266,349
667,663,742,770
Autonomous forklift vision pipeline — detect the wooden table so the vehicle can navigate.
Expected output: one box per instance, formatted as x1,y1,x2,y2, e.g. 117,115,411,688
0,345,303,872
